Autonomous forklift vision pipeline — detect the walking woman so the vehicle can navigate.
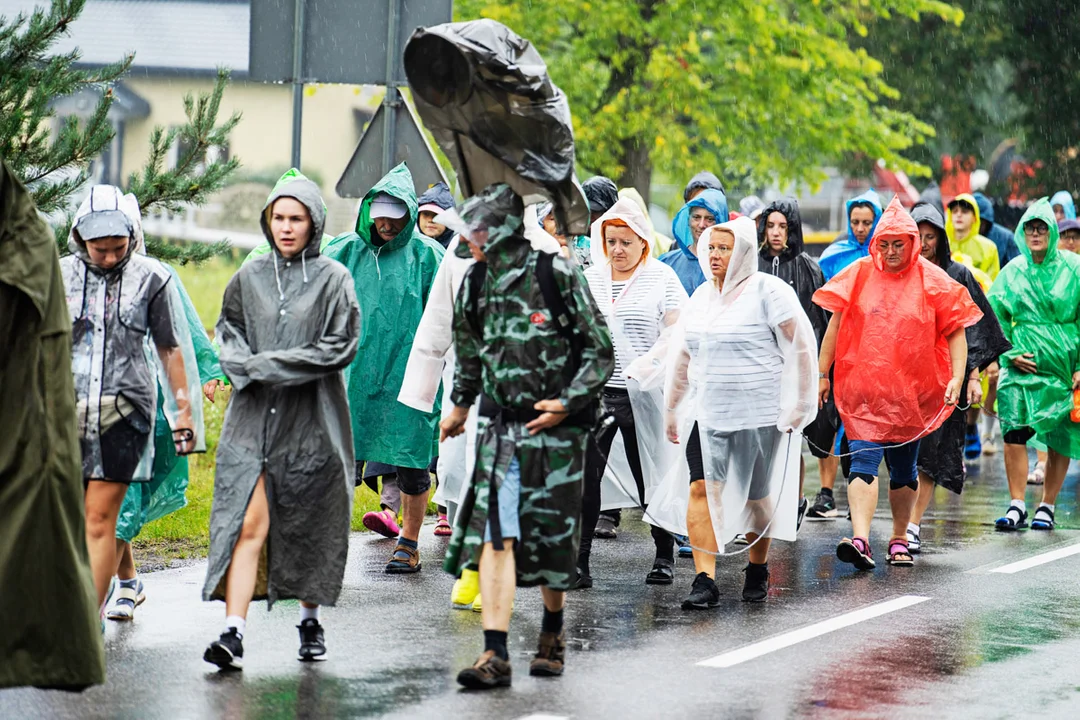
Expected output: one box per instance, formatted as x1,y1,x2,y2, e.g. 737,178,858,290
202,171,360,670
579,197,688,588
907,203,1011,552
814,198,982,570
60,185,202,617
654,216,818,608
756,197,831,521
988,197,1080,532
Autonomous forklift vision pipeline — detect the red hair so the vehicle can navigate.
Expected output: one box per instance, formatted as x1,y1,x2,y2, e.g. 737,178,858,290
601,218,649,266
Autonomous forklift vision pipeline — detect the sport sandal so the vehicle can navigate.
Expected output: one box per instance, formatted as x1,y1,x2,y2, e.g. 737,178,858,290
995,504,1029,531
1030,506,1055,531
836,537,876,570
887,538,914,567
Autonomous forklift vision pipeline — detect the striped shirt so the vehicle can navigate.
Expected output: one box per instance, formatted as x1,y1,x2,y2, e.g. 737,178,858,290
684,275,795,428
585,261,687,389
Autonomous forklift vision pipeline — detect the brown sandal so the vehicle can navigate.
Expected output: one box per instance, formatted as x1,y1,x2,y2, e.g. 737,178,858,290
887,537,914,567
385,543,422,574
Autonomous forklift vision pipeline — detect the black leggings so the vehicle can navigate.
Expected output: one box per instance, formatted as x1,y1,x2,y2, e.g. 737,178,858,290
580,389,675,565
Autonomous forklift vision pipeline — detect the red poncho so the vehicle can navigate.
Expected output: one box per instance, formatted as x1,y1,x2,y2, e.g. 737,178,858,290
813,197,983,443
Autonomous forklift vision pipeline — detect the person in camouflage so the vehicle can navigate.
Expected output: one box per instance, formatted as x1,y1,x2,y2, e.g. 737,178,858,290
440,184,614,690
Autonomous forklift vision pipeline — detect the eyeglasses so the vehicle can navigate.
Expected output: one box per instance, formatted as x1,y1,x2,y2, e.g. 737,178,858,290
1024,225,1049,237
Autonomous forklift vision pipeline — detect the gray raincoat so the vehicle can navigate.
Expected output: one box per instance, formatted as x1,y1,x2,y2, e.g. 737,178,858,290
203,175,360,608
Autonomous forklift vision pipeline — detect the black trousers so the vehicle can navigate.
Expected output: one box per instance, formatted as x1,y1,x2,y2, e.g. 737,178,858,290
580,388,674,567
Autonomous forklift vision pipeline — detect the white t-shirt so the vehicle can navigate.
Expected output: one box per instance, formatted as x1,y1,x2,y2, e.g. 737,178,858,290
585,261,687,389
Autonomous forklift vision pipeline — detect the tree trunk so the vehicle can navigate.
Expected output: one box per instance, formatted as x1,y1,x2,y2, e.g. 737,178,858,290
617,136,653,205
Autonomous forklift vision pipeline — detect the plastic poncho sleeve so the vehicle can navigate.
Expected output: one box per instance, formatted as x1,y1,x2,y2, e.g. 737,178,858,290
774,312,820,433
399,238,461,413
242,276,361,387
451,264,485,408
216,274,256,391
555,260,617,414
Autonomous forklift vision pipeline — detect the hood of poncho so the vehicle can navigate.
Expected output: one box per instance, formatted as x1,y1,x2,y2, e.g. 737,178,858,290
671,188,729,259
869,197,921,275
260,168,327,259
911,201,952,270
683,171,725,202
697,215,758,304
1051,190,1076,220
756,196,805,261
68,185,143,275
1015,197,1061,265
589,196,654,269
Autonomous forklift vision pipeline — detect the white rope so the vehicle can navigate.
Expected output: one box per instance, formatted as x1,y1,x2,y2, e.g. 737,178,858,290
598,401,973,559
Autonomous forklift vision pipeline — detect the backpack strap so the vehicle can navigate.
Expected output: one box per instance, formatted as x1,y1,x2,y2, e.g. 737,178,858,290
534,251,581,356
463,261,488,338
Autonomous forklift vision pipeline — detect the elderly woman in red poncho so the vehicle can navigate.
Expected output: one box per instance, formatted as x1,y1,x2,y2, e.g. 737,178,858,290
813,198,982,571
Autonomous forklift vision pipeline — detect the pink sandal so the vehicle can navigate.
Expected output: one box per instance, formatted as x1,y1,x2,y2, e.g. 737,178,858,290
434,514,453,537
363,509,401,538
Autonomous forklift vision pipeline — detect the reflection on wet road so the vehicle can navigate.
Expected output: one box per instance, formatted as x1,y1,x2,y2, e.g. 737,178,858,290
3,450,1080,719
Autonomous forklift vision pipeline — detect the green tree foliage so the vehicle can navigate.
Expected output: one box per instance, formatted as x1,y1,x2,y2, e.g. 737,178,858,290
853,1,1023,176
456,0,962,200
999,0,1080,191
0,0,241,263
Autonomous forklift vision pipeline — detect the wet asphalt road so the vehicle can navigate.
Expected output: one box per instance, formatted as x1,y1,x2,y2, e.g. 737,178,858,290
4,448,1080,720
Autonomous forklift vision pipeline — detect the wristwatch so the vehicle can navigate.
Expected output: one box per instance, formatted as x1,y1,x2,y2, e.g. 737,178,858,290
818,372,829,379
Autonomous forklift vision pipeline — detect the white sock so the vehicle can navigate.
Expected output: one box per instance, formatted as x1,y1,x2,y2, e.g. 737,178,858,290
907,522,920,534
300,605,319,622
1038,503,1054,513
225,615,246,638
1010,499,1026,516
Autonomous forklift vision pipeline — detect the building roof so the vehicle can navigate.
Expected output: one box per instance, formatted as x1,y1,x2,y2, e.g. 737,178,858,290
0,0,249,74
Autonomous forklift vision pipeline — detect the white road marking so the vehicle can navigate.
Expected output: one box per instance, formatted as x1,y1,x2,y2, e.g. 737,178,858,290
990,541,1080,574
697,595,931,668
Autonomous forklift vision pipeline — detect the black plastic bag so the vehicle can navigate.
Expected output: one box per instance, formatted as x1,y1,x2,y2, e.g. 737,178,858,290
404,18,589,235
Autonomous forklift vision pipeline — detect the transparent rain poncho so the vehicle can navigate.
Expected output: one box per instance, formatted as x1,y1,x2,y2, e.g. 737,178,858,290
60,186,204,482
582,197,688,510
646,217,819,550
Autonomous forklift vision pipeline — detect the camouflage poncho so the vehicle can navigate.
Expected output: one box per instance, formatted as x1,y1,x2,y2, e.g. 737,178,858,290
444,184,614,590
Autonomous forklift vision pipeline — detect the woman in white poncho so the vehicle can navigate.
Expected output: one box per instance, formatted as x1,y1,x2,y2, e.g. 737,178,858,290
579,197,687,588
649,216,818,609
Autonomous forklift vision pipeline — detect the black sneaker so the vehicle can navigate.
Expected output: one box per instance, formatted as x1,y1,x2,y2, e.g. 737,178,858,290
204,628,244,671
796,496,809,533
457,650,513,689
742,562,769,602
298,618,327,661
807,490,837,518
681,572,720,610
571,567,593,590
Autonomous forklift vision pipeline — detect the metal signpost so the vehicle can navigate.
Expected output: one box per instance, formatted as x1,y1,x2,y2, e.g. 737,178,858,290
249,0,453,193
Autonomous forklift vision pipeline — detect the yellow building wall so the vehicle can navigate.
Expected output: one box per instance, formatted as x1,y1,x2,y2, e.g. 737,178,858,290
120,77,378,199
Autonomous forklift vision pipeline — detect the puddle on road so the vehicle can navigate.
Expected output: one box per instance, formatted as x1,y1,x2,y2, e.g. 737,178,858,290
205,665,450,719
796,590,1080,718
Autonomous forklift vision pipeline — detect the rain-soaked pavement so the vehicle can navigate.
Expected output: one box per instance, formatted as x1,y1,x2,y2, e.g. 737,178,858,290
5,448,1080,719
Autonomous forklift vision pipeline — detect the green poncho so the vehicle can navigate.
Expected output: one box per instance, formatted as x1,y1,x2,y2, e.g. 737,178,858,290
988,197,1080,458
0,159,104,689
323,163,445,469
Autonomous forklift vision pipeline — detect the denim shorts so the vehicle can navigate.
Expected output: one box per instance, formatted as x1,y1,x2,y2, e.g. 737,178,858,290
484,457,521,543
